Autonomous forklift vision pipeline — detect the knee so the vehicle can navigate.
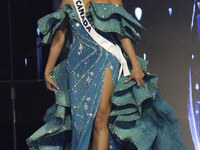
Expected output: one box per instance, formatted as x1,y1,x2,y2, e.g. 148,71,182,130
93,107,111,131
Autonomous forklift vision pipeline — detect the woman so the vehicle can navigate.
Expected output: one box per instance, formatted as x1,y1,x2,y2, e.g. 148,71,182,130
26,0,189,149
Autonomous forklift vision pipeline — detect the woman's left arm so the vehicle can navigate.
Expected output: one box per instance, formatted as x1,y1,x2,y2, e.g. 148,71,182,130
117,34,140,69
117,34,146,89
109,0,145,89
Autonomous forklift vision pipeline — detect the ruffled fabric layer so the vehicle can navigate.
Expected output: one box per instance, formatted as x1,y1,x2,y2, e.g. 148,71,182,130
107,55,188,150
37,1,145,46
26,55,188,150
26,2,188,150
26,58,72,150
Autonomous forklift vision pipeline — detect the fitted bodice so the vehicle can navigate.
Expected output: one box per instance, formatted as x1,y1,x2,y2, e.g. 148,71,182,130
68,15,118,50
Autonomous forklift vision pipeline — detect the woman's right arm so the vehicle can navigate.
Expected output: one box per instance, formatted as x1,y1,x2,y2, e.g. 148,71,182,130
44,19,68,76
44,0,69,91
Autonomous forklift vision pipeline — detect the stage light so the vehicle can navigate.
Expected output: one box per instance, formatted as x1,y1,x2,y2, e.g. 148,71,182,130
191,0,197,32
37,28,40,36
168,8,173,16
143,53,146,60
25,58,28,66
192,54,195,60
135,7,142,21
197,2,200,11
36,28,43,79
195,83,199,90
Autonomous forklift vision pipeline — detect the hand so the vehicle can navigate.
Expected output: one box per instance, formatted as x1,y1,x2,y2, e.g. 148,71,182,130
44,73,60,91
125,64,146,89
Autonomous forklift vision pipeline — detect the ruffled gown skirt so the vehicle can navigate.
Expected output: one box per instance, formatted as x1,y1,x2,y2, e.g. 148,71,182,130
26,2,189,150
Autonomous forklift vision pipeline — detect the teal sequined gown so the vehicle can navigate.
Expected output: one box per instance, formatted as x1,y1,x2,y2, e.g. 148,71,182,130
26,2,189,150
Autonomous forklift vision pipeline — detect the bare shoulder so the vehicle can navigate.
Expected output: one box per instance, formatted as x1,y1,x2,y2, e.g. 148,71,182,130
108,0,123,6
60,0,72,9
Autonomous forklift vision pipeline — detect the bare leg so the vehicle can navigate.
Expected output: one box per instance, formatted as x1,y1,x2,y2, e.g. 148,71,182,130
88,67,113,150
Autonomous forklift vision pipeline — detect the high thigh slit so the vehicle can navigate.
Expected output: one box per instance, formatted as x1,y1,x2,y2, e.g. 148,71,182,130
68,46,120,149
26,2,189,150
88,66,115,150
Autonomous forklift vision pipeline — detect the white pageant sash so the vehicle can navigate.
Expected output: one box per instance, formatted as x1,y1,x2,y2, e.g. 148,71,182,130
72,0,130,80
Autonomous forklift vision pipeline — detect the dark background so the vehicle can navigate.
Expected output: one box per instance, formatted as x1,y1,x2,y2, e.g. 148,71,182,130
0,0,198,149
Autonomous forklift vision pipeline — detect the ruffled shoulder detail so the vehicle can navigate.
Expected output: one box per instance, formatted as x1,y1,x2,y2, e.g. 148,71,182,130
37,2,145,46
38,10,66,44
37,4,75,46
89,2,146,45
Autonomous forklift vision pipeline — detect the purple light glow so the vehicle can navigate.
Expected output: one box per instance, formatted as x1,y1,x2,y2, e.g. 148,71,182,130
37,28,40,36
187,67,200,149
197,14,200,43
191,0,197,32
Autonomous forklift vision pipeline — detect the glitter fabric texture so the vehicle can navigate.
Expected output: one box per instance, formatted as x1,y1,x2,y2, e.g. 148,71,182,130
26,2,189,150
